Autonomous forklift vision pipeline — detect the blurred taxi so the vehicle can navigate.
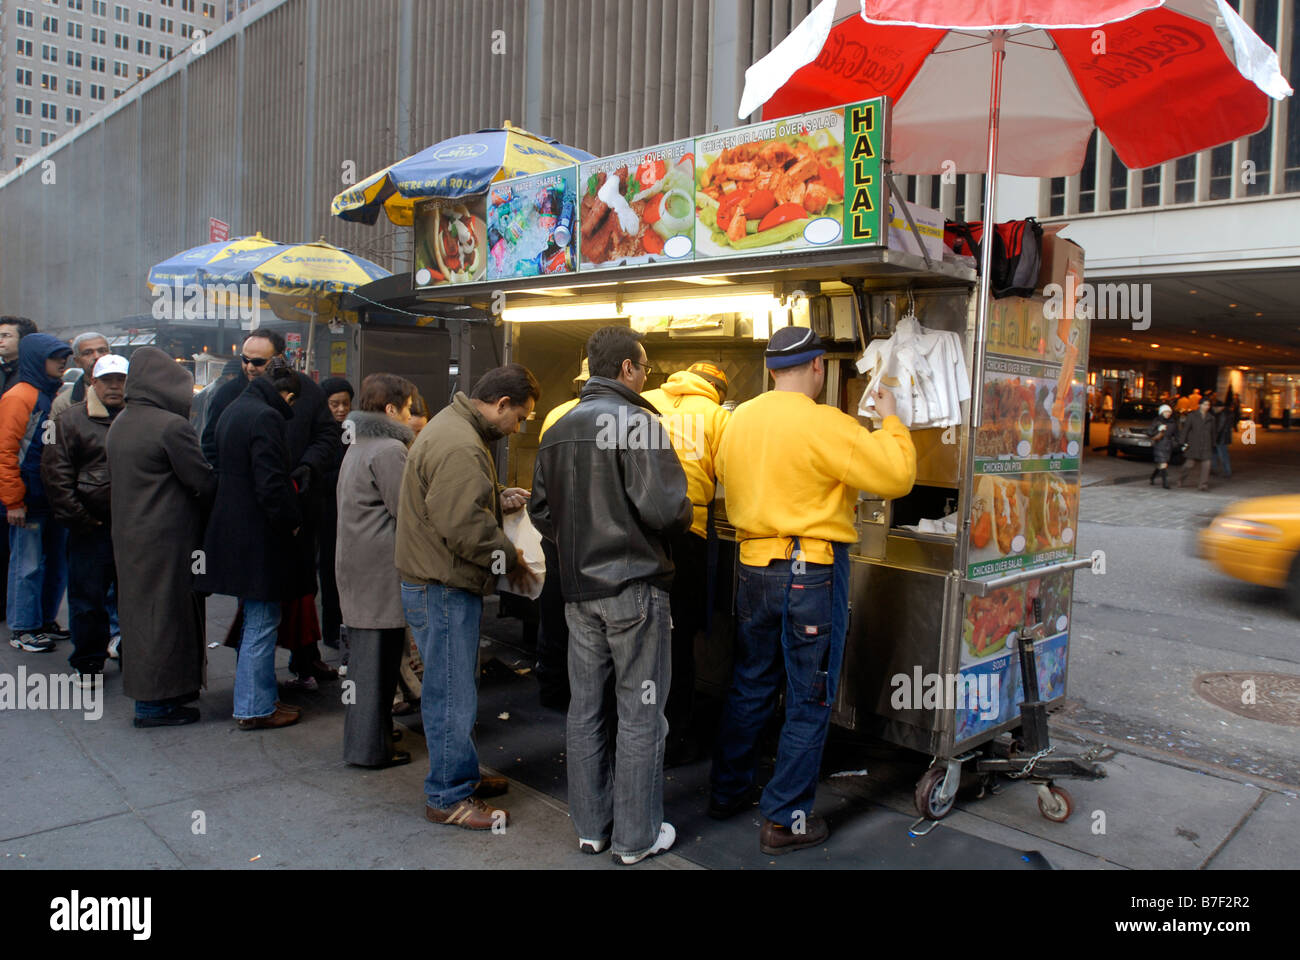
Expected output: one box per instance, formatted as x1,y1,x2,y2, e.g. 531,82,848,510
1198,494,1300,615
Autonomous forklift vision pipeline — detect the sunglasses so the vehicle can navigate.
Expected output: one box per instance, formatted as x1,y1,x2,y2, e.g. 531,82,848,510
240,355,270,367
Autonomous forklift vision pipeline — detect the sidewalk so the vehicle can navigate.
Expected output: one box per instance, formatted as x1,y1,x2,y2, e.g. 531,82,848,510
2,594,1295,870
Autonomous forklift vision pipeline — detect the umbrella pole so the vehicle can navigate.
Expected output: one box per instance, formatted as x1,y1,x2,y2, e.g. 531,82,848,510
304,307,317,376
970,29,1007,430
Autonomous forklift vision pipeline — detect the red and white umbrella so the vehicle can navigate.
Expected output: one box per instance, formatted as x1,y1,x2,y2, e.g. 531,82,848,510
739,0,1292,175
738,0,1292,426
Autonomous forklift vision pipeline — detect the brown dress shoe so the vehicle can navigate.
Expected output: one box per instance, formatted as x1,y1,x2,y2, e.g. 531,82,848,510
275,700,302,714
237,704,302,730
424,797,508,831
759,816,829,855
474,774,509,798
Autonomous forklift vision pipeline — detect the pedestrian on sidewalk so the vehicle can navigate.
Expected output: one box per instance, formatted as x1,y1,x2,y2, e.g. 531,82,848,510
106,347,215,727
530,327,692,864
0,334,73,654
1147,404,1177,489
709,327,917,856
337,373,416,769
197,357,303,731
0,316,39,624
1211,398,1233,479
317,377,352,659
397,364,539,830
642,360,732,768
1179,398,1216,491
41,354,127,687
50,332,110,421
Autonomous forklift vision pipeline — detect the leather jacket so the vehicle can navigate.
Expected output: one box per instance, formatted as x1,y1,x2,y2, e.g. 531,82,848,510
41,389,120,532
530,376,692,602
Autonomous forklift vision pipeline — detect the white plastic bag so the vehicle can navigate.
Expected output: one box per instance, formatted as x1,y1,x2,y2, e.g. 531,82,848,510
496,509,546,600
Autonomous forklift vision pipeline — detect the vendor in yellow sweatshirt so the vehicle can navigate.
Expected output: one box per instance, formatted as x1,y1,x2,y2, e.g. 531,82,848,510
641,362,731,766
711,326,916,858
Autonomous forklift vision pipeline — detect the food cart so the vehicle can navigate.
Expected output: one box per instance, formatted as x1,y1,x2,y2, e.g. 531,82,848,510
383,96,1104,827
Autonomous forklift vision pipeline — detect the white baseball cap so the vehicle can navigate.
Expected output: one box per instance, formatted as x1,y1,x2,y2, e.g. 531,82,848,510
92,354,129,378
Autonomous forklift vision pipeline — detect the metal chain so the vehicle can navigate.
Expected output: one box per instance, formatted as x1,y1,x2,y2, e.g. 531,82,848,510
1007,744,1056,779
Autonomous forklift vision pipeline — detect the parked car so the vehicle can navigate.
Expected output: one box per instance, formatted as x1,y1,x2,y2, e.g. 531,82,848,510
1107,400,1165,458
1198,494,1300,616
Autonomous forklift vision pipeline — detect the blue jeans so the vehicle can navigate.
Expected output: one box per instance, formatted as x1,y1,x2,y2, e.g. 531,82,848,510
402,581,483,809
232,599,282,719
7,508,68,633
711,545,849,827
1212,443,1231,478
565,581,672,858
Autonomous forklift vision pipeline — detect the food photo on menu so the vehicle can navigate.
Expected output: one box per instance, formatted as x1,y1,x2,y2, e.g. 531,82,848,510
694,114,847,257
487,170,578,280
413,196,488,286
578,143,696,268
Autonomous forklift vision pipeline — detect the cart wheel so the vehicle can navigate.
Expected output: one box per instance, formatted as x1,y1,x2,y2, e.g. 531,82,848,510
1038,785,1073,823
914,766,956,821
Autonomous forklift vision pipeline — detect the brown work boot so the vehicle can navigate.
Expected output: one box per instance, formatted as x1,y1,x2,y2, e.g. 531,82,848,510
275,700,302,714
759,816,829,856
474,774,509,798
424,797,508,831
237,704,301,730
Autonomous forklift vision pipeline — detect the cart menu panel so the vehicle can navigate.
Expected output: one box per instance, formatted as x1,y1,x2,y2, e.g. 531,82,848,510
413,98,889,289
577,139,696,271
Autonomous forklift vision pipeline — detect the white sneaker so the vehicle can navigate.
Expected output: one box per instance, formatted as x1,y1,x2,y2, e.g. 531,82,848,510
578,837,608,855
338,664,348,678
107,635,121,660
615,822,675,865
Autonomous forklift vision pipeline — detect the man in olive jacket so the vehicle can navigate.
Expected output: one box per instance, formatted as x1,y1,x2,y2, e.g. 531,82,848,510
396,363,539,831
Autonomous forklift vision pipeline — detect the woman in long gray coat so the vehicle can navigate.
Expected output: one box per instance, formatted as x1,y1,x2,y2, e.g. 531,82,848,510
338,373,417,767
106,347,215,727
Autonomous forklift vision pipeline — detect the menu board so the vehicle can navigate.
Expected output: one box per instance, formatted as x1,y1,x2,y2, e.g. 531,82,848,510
413,195,489,287
694,99,884,261
486,168,578,281
412,98,889,289
953,570,1072,742
577,140,695,270
966,296,1089,580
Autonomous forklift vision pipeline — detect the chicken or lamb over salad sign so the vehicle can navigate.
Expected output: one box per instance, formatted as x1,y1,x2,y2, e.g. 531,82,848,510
578,139,696,270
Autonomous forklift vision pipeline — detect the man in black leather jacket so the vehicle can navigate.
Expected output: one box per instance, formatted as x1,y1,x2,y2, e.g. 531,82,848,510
529,326,691,865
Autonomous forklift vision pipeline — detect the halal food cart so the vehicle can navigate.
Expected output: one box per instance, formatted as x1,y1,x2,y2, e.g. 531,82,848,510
406,97,1104,826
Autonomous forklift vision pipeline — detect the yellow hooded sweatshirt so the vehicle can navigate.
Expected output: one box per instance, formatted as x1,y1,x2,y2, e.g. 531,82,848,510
717,391,917,566
642,371,731,539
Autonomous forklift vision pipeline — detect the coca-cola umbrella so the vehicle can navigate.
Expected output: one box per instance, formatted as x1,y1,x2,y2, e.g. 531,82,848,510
738,0,1293,421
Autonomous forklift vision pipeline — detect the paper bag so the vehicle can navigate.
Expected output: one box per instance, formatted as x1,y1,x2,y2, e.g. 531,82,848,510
496,509,547,600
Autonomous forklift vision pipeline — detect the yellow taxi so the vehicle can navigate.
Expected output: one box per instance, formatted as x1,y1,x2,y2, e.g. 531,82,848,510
1198,494,1300,615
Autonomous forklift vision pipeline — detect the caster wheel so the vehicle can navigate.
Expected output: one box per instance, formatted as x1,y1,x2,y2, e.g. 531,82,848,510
914,766,956,821
1038,785,1073,822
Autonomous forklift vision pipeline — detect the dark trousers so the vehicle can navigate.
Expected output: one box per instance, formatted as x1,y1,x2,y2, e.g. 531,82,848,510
342,626,406,766
665,529,708,742
536,536,570,704
68,525,116,672
318,505,341,647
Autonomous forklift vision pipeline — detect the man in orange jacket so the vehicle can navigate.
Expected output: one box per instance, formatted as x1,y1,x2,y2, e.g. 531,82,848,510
642,361,731,765
1,333,73,653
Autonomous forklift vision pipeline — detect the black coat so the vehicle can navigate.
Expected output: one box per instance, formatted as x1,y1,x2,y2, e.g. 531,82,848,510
1180,409,1216,461
106,347,216,702
196,376,302,602
203,368,340,598
1148,414,1178,463
1214,409,1233,446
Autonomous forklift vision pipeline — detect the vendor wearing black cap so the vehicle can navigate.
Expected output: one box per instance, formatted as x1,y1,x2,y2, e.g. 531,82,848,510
710,325,916,855
642,360,732,766
318,377,354,653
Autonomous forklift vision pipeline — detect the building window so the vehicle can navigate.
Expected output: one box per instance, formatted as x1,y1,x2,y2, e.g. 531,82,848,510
90,55,106,71
1078,131,1099,213
137,39,152,54
91,26,106,43
68,78,82,95
1172,155,1197,204
160,17,174,32
42,16,60,34
16,38,34,56
1109,151,1128,209
41,131,57,147
41,102,57,119
1048,177,1065,217
137,65,151,80
138,11,152,27
41,43,59,61
1140,166,1161,206
68,0,84,10
40,73,58,91
66,107,83,124
114,33,128,49
182,0,196,12
113,59,128,77
67,50,83,67
92,0,107,16
67,20,83,39
17,10,36,28
159,44,174,59
202,2,215,16
15,98,34,115
16,69,34,86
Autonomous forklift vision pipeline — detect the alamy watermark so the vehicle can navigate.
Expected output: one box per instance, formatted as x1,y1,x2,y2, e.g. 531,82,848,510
891,667,999,721
1043,275,1152,331
595,409,707,461
152,280,261,325
0,667,102,720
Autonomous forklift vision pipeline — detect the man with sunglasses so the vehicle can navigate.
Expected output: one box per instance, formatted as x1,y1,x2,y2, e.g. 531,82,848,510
201,330,343,686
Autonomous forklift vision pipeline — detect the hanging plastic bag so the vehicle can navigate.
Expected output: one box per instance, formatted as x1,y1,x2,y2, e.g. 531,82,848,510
496,509,546,600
